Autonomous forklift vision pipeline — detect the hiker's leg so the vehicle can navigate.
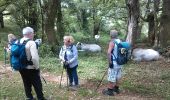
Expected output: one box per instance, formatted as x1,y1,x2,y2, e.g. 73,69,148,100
72,65,79,85
107,68,117,88
102,68,117,96
31,69,44,100
114,68,122,94
19,69,33,99
66,68,73,85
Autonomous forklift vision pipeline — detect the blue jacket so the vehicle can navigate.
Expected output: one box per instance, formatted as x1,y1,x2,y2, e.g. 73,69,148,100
59,45,78,68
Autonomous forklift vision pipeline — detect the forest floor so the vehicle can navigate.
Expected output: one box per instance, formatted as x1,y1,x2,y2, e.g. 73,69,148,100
1,59,169,100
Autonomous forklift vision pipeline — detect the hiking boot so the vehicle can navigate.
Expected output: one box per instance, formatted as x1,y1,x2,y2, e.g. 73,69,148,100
102,88,114,96
38,97,47,100
113,86,120,94
26,97,36,100
69,85,79,91
69,83,73,87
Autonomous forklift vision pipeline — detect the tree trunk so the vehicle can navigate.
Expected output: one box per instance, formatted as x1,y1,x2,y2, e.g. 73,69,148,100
56,0,65,41
37,0,45,42
81,9,88,33
125,0,140,47
44,0,58,46
160,0,170,47
27,0,38,32
147,11,155,46
154,0,160,46
93,22,100,36
0,12,4,28
92,7,101,37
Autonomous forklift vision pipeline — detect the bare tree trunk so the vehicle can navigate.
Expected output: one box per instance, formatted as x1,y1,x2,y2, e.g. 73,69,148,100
154,0,160,46
44,0,58,46
160,0,170,47
147,11,155,46
56,0,65,41
125,0,140,47
37,0,45,42
0,12,4,28
92,6,101,37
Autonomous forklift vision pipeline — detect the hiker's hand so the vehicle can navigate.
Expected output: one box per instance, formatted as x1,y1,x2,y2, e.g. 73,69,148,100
65,61,69,65
60,59,65,63
109,63,113,68
63,61,69,69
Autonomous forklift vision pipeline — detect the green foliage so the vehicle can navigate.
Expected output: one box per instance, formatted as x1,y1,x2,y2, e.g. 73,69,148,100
38,44,55,58
0,44,5,61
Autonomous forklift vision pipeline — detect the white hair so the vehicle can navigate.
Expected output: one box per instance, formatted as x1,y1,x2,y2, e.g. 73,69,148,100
22,27,34,35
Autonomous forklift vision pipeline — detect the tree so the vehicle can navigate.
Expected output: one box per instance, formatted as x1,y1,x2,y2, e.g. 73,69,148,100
9,0,39,32
0,0,13,28
56,0,65,41
43,0,58,51
160,0,170,47
125,0,140,47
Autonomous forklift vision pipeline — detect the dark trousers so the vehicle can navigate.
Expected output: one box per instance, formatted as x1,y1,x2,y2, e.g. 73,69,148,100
19,69,44,100
66,65,79,85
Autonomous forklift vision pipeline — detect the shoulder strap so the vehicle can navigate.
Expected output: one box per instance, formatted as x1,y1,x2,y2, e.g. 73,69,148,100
112,40,119,60
70,44,74,53
113,40,119,46
23,39,31,44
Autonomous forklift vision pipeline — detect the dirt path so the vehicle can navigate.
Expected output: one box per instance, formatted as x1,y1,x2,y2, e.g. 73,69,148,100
0,61,163,100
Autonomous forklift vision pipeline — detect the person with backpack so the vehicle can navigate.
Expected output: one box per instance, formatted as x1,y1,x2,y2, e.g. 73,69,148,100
16,27,46,100
59,35,79,90
102,30,123,96
4,33,17,53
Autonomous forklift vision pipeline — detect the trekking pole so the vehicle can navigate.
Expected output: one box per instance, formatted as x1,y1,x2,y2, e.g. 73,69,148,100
95,67,108,91
59,65,65,88
65,68,69,91
4,47,7,67
41,75,47,84
40,74,53,100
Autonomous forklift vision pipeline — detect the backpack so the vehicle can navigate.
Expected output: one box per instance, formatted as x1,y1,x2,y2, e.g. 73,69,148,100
112,40,131,65
10,39,33,70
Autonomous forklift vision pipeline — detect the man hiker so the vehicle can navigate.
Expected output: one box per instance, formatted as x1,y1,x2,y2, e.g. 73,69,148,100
102,30,122,96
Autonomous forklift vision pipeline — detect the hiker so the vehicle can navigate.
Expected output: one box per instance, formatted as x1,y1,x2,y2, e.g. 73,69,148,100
59,35,79,90
102,30,122,96
5,33,17,52
18,27,46,100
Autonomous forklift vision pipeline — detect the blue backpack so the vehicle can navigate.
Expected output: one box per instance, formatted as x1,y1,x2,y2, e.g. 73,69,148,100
10,39,33,70
112,40,131,65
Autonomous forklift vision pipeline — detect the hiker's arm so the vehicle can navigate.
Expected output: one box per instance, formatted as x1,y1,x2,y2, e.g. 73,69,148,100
68,46,78,64
107,42,114,64
30,42,39,69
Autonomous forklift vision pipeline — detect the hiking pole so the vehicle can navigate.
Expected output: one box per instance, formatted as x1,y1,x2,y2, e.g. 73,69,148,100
65,68,69,91
95,67,108,91
4,47,7,67
40,74,53,100
59,65,65,88
41,75,47,84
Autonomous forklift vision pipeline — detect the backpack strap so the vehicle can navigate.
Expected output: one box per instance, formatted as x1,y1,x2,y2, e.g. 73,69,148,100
23,39,31,44
70,44,74,53
112,40,119,61
22,39,32,62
